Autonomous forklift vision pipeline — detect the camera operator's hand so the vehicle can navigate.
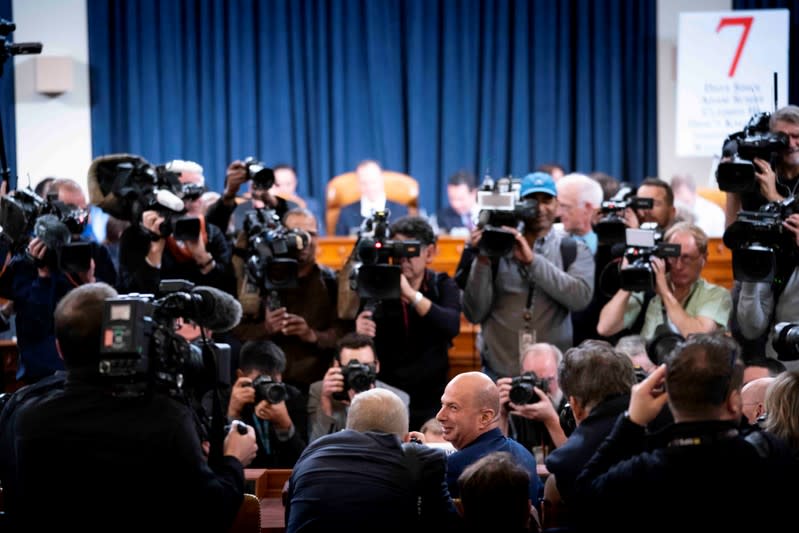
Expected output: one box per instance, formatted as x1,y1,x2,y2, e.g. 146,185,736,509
282,313,318,343
355,310,377,337
254,399,293,430
184,237,214,273
320,365,347,417
754,157,783,202
227,376,257,419
141,210,166,267
496,377,513,410
627,363,668,427
76,258,97,284
502,226,534,265
26,237,50,278
468,227,483,249
650,256,671,298
783,213,799,246
223,421,258,467
623,208,640,229
223,160,248,203
399,274,416,305
264,306,287,336
506,386,558,425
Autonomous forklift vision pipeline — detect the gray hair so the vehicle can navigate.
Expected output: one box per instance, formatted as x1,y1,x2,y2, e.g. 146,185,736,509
346,388,408,438
557,173,604,209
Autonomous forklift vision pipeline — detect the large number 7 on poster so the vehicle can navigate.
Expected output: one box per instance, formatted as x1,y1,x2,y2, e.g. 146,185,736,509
716,16,754,78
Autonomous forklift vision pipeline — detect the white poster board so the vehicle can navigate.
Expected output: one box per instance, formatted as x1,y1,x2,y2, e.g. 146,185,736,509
675,9,789,157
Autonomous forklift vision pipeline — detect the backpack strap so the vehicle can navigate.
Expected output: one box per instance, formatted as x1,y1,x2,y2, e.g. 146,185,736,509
560,235,578,271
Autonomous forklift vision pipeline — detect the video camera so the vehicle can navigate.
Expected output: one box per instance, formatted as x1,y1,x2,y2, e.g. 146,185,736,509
716,112,789,193
508,371,551,405
349,209,420,302
595,186,654,246
332,360,377,401
475,175,538,257
242,207,311,301
250,375,288,404
99,280,234,399
723,196,798,283
773,322,799,361
618,223,681,292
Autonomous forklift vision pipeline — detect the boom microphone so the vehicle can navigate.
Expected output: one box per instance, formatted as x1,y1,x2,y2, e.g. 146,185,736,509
156,285,242,332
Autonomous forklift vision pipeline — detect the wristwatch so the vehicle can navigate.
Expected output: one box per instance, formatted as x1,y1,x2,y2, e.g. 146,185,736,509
413,291,423,306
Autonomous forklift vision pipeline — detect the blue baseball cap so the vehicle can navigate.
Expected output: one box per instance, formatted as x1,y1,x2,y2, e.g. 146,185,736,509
519,172,557,198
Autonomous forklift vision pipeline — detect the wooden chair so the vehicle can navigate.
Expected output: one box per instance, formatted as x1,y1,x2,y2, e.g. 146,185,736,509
325,171,420,235
227,493,260,533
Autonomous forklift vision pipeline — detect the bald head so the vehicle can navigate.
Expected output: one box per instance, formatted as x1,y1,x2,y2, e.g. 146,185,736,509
741,377,774,425
437,372,499,450
454,372,500,413
346,388,409,438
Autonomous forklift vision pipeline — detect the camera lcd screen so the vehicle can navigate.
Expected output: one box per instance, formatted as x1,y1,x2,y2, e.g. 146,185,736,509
625,228,656,248
477,191,515,210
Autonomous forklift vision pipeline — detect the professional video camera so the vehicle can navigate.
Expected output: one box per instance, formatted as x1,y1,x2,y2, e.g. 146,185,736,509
349,209,420,302
594,186,654,246
250,375,288,404
773,322,799,361
618,223,681,292
332,360,377,401
475,175,538,257
723,196,799,283
99,280,239,399
716,112,789,193
242,207,311,301
243,157,275,190
508,371,551,405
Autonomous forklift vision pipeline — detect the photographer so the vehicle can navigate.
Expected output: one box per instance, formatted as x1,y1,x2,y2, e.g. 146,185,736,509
10,282,258,532
225,340,307,468
724,105,799,226
462,172,594,379
597,222,732,345
232,208,345,393
623,177,677,230
307,333,409,442
737,211,799,361
354,215,461,430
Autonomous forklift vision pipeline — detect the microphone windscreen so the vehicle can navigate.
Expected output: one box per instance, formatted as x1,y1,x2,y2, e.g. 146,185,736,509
191,286,243,332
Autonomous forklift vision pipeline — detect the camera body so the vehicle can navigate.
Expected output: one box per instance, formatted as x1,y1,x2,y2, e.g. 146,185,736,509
773,322,799,361
243,157,275,190
716,112,789,193
509,371,551,405
723,196,798,283
243,207,311,291
251,375,288,404
475,175,538,257
333,360,378,401
595,186,654,246
619,223,681,292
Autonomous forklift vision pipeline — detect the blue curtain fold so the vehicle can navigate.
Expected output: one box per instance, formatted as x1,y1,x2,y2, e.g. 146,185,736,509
0,0,17,189
733,0,799,106
87,0,657,215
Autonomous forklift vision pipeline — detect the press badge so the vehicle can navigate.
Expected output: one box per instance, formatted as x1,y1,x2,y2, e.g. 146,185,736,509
518,328,536,358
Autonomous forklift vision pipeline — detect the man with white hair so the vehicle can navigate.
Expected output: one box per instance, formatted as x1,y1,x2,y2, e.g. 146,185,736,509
286,388,456,532
556,173,604,254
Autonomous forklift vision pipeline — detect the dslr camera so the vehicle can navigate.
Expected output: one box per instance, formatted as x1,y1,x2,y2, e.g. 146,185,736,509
723,196,798,283
333,360,377,401
595,186,654,246
250,375,288,404
509,371,551,405
716,112,789,193
243,207,311,292
773,322,799,361
475,175,538,257
349,209,420,302
243,157,275,190
619,223,681,292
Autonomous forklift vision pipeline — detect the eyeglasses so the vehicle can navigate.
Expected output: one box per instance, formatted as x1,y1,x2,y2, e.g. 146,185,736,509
666,254,702,266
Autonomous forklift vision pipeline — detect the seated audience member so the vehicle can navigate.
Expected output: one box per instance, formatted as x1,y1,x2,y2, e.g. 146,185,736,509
355,215,461,430
11,282,258,532
543,340,636,527
556,173,603,254
670,174,725,238
497,343,569,457
435,170,478,234
762,370,799,458
458,451,538,533
597,222,732,345
615,334,656,378
743,357,787,385
286,388,458,532
307,333,409,442
437,372,543,501
575,333,796,532
741,376,774,426
224,340,307,468
269,163,324,233
334,159,409,236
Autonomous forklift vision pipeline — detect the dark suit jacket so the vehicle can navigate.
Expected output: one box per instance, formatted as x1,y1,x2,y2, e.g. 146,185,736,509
435,205,470,233
285,430,457,532
335,200,409,236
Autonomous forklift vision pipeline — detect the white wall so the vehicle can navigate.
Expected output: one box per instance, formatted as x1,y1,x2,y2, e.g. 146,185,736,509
11,0,91,194
657,0,732,187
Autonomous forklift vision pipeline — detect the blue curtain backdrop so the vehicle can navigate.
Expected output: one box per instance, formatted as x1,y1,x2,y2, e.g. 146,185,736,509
0,0,17,189
734,0,799,106
87,0,657,215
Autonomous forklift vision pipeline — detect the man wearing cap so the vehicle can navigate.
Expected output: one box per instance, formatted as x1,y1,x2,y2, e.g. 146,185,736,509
463,172,594,380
